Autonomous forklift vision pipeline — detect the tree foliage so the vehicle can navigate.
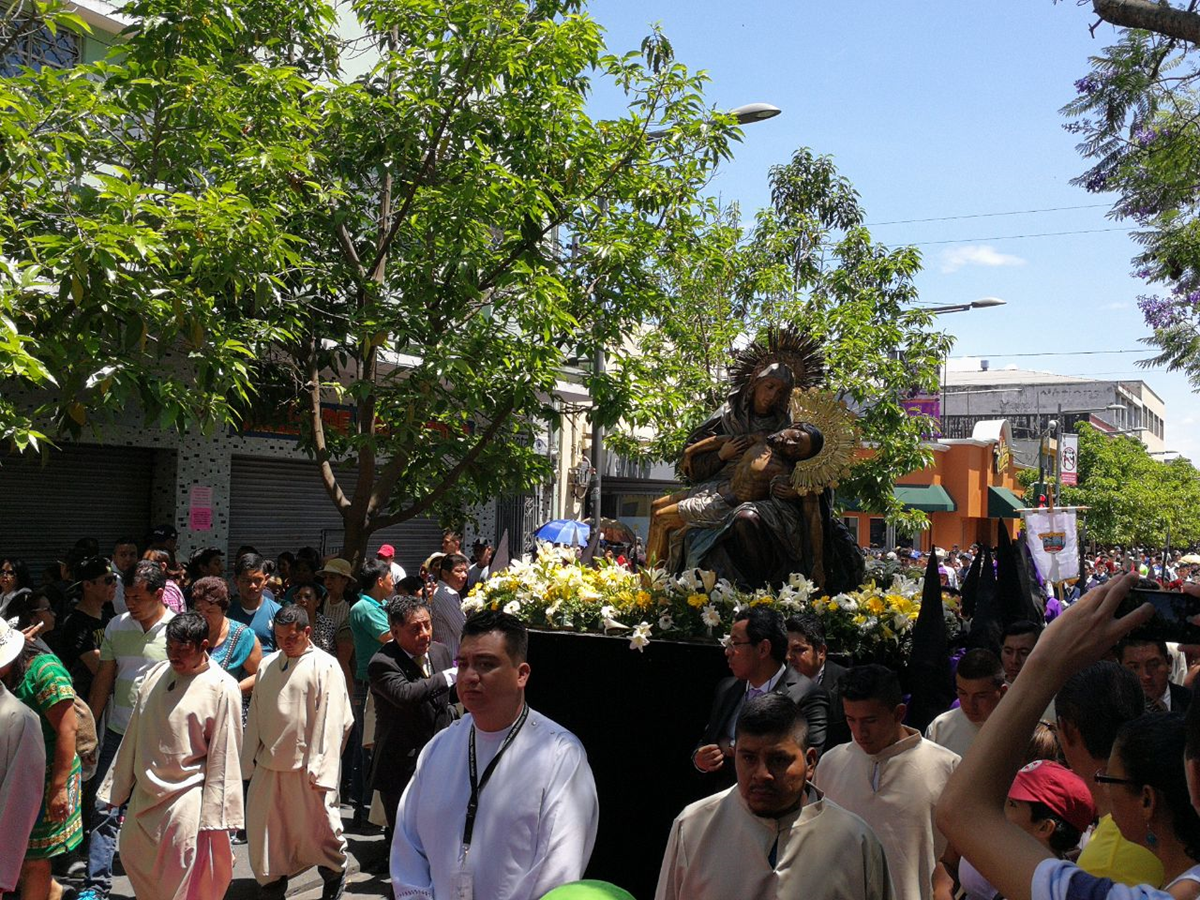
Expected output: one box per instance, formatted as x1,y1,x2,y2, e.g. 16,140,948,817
1063,1,1200,386
1,0,740,563
1054,423,1200,546
609,149,953,534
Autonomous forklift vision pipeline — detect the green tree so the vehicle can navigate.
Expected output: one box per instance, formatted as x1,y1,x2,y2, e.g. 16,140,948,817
1,0,739,564
610,149,952,534
1055,423,1200,546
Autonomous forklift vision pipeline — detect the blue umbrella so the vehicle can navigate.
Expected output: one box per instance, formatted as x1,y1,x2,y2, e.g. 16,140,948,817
535,519,591,546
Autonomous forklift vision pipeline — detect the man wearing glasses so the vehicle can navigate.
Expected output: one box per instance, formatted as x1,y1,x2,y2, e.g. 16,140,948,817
691,607,829,786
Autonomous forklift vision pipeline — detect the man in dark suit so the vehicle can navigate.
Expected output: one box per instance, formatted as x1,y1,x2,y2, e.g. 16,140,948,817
1117,637,1193,714
785,613,850,748
368,596,459,832
692,607,829,787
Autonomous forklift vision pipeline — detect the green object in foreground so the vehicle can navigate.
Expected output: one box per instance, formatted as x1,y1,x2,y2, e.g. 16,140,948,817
540,881,638,900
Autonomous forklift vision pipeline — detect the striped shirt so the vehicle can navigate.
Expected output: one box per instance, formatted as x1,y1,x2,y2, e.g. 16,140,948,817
98,610,175,734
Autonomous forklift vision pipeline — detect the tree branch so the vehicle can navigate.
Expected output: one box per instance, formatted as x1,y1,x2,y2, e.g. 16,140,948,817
307,341,350,512
1093,0,1200,44
365,43,479,284
334,220,366,281
369,397,516,530
367,445,411,518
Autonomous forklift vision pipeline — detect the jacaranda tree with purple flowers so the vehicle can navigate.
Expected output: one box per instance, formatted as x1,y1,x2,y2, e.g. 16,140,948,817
1063,3,1200,388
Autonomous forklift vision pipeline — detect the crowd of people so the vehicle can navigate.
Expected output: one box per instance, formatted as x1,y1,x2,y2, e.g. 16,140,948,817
3,527,1200,900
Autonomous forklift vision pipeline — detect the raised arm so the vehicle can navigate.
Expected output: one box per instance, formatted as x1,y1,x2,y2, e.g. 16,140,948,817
935,573,1153,900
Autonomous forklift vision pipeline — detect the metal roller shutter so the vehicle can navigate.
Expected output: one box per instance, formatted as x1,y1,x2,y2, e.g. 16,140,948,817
0,444,155,577
227,456,444,575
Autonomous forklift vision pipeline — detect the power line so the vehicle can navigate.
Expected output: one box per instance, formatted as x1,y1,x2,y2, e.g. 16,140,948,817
949,349,1147,358
911,227,1128,246
867,202,1111,227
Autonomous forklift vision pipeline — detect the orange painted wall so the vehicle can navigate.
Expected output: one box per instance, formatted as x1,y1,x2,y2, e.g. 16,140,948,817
844,441,1024,550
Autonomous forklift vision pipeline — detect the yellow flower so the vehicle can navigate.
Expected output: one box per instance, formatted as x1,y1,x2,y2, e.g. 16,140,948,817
635,590,652,610
750,595,774,607
864,597,886,616
686,593,707,608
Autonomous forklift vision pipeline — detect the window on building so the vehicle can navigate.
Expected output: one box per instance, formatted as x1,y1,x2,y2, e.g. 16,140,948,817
869,518,886,548
842,516,859,544
2,18,81,77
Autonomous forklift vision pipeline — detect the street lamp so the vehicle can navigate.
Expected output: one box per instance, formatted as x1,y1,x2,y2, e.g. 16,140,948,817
730,103,782,124
930,298,1008,432
588,103,783,533
924,296,1008,315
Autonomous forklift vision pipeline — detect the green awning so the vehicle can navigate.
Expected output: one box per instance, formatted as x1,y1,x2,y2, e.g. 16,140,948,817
988,486,1026,519
894,484,957,513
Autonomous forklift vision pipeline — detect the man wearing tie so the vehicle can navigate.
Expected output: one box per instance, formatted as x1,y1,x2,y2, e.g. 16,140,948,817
367,596,459,832
692,608,829,786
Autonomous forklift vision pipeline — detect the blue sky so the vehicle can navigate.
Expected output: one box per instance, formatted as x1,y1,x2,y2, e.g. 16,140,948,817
590,1,1197,456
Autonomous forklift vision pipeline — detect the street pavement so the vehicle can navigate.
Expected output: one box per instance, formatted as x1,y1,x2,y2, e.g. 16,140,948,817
59,805,393,899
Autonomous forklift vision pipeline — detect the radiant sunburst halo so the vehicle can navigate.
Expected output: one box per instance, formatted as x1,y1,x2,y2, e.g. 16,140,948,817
787,388,860,495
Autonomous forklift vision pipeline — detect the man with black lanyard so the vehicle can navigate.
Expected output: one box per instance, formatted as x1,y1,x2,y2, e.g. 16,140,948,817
390,610,599,900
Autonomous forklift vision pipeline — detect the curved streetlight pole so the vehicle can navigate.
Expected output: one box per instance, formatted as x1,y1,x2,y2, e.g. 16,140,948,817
588,104,782,544
929,298,1008,436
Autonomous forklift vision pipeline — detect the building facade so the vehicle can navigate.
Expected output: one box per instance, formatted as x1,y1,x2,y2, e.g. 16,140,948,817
943,364,1166,465
843,420,1026,551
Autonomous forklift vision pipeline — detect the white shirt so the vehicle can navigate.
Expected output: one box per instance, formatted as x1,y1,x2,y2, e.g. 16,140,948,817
390,707,599,900
924,707,980,759
430,582,466,659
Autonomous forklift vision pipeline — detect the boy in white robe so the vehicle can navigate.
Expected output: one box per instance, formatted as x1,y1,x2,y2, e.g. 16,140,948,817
925,649,1007,759
657,692,892,900
0,620,46,893
97,612,244,900
242,605,354,900
815,664,959,900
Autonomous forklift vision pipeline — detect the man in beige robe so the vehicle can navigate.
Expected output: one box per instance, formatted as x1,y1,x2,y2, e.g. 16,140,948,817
925,649,1007,759
815,665,959,900
243,605,355,900
0,621,46,893
657,692,893,900
97,612,244,900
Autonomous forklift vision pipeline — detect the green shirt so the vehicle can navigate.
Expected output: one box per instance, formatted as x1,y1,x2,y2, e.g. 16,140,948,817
350,595,390,680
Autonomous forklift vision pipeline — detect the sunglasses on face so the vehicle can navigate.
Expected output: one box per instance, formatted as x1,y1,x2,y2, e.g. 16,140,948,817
90,575,117,586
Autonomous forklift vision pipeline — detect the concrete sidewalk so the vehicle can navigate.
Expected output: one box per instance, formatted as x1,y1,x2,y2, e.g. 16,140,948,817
61,805,390,899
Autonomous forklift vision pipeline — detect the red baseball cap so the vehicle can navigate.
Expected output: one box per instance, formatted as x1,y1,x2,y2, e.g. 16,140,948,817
377,544,396,559
1008,760,1095,832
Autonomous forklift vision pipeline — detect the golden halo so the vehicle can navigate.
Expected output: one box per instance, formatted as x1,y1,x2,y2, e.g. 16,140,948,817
788,388,860,495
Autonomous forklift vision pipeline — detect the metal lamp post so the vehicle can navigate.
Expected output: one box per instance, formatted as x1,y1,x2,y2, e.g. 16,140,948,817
925,297,1008,435
587,103,782,532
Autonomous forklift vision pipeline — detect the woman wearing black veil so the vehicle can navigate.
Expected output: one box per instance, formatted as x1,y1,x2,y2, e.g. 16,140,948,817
666,330,864,594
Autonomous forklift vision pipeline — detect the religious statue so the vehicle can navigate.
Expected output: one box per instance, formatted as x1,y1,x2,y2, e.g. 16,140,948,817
647,329,865,593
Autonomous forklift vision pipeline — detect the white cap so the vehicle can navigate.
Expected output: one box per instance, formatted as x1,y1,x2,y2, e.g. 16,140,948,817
0,617,24,669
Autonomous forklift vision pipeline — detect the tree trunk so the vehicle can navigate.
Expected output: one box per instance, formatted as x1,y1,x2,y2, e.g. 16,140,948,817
340,515,371,574
1093,0,1200,45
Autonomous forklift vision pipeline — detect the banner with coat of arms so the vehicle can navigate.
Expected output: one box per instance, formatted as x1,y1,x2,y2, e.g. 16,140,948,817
1023,509,1080,584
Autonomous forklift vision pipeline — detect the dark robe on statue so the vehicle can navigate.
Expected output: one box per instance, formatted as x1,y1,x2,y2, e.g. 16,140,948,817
669,376,864,594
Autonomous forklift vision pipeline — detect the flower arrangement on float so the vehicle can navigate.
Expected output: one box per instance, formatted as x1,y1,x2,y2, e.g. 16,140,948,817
462,542,964,666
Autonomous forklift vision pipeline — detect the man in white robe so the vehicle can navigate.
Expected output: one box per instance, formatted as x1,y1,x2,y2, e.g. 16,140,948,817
815,664,959,900
657,693,892,900
925,649,1006,758
242,605,354,900
391,611,599,900
97,612,243,900
0,620,46,893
